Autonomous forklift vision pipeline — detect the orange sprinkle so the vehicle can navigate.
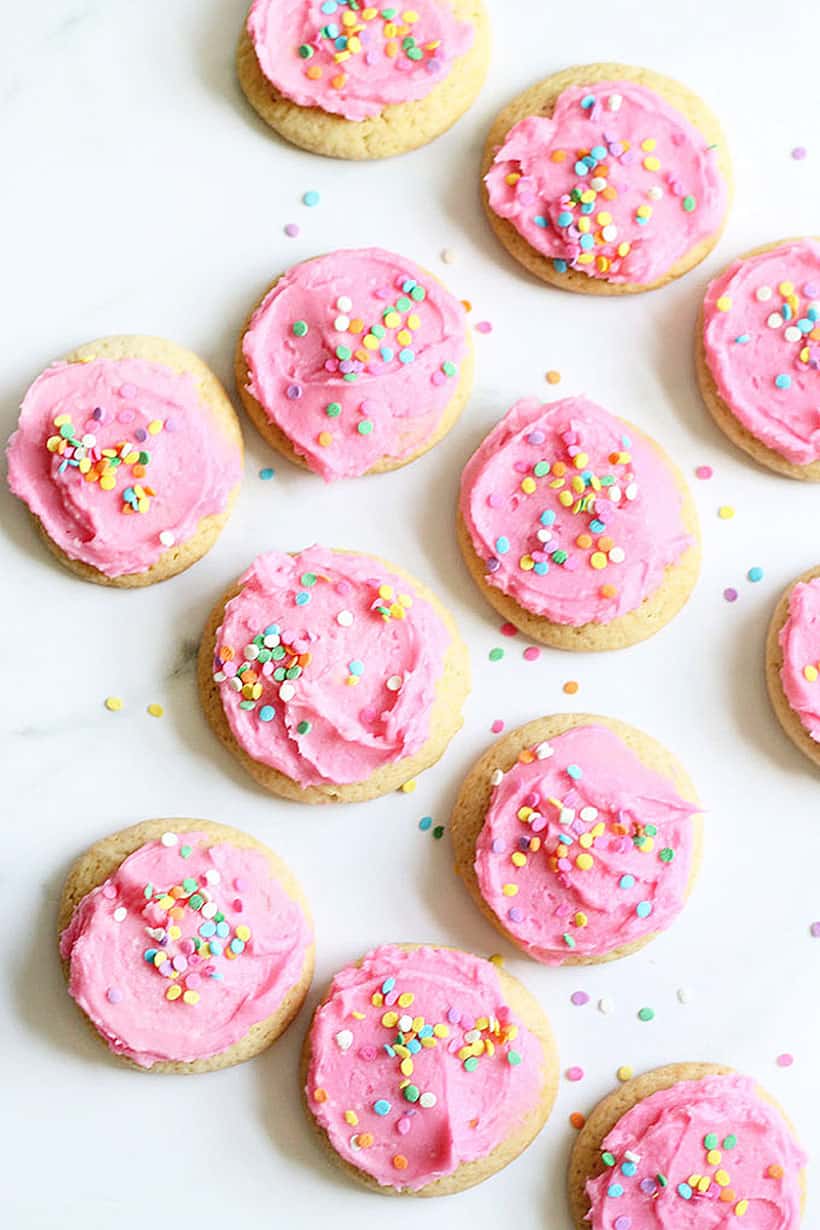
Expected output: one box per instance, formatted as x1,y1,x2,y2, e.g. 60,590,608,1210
550,149,567,162
392,1154,408,1170
570,1112,586,1130
305,65,323,80
563,680,579,695
331,73,347,89
461,299,472,312
313,1088,328,1103
768,1165,784,1180
546,369,561,384
358,1132,374,1148
719,1189,736,1203
600,583,618,599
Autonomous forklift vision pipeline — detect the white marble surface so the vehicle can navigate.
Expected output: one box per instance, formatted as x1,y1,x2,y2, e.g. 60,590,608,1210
2,1,819,1226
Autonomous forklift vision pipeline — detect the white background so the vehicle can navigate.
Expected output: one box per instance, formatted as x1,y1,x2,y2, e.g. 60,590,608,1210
2,1,819,1226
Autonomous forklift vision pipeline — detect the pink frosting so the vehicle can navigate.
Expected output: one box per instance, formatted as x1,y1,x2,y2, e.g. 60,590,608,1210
247,0,474,123
474,725,697,964
459,397,693,626
59,831,312,1068
585,1072,806,1228
778,576,820,741
243,248,467,481
703,239,820,465
485,81,727,286
212,546,452,788
306,944,546,1190
6,358,241,577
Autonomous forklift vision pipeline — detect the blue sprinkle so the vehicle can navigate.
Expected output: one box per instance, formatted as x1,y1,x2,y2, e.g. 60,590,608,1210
553,259,568,273
574,161,589,176
619,874,635,889
734,334,751,344
230,938,245,954
621,434,632,448
580,234,594,250
775,374,792,389
320,0,337,10
534,215,548,228
398,348,415,364
495,536,510,555
808,307,818,322
590,145,607,160
144,949,157,963
383,1044,395,1057
580,94,595,109
589,519,605,533
295,591,311,606
558,833,572,844
557,211,573,227
382,977,396,993
566,764,582,780
264,624,280,636
407,1038,421,1054
348,659,365,676
747,566,764,583
334,35,347,49
402,279,417,293
534,561,549,575
798,318,813,332
637,215,650,225
259,467,275,480
636,901,652,918
607,1184,624,1198
419,816,433,831
540,509,556,526
678,1183,693,1200
380,346,394,362
199,922,216,938
209,941,223,956
782,303,793,321
259,705,275,722
621,1161,637,1176
580,202,594,214
373,1100,391,1116
216,922,230,939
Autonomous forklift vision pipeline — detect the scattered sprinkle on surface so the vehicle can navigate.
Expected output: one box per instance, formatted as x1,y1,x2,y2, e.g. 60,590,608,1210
695,464,713,479
418,816,432,831
747,566,764,583
724,587,738,603
146,703,164,718
566,1066,584,1082
400,779,417,794
791,146,807,160
677,987,692,1004
637,1006,655,1022
617,1065,633,1082
523,646,541,662
489,647,504,662
598,996,614,1015
570,991,589,1006
491,719,505,735
546,369,561,385
441,248,456,264
104,696,123,712
776,1053,794,1067
563,680,579,695
432,825,445,840
475,320,493,334
810,922,820,938
570,1111,586,1130
259,467,275,480
718,505,735,520
303,190,320,206
500,622,518,638
284,223,300,237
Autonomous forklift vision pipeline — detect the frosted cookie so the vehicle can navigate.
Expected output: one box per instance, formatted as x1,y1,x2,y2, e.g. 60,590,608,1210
238,0,490,160
451,715,702,965
482,64,731,294
303,943,558,1194
237,248,472,480
58,819,314,1073
6,335,243,587
568,1063,807,1229
698,238,820,479
766,565,820,768
199,546,470,802
457,396,700,650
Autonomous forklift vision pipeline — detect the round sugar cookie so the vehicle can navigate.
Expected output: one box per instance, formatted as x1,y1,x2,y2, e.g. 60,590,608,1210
58,818,314,1073
482,63,732,294
457,395,700,650
450,714,703,965
198,545,470,802
236,248,473,480
302,943,559,1194
6,335,243,587
766,564,820,768
697,237,820,479
568,1063,807,1229
238,0,490,160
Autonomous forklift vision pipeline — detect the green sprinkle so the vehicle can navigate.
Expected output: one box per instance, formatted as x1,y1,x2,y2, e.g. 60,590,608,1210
637,1007,655,1022
298,43,313,58
442,360,457,377
410,286,425,302
396,296,412,311
489,647,504,662
464,1056,479,1072
534,461,550,476
138,451,150,465
180,845,192,859
602,1152,616,1168
59,423,74,438
562,933,576,949
683,195,697,212
296,720,312,735
143,883,153,899
239,699,256,710
723,1135,737,1150
357,420,373,435
645,824,657,836
381,7,397,16
326,401,342,417
371,324,386,339
704,1133,719,1150
433,826,444,840
336,344,351,360
189,893,204,911
215,912,224,923
659,847,675,863
182,878,197,893
300,572,317,587
507,1050,522,1066
292,320,309,337
657,1173,668,1188
406,46,423,59
552,549,568,565
403,1084,420,1102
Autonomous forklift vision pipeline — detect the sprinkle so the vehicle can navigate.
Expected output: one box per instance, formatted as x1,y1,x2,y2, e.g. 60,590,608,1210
570,991,589,1006
695,465,713,479
475,321,493,334
677,987,692,1004
500,622,518,637
104,696,123,712
775,374,792,390
563,680,579,695
546,370,561,384
570,1112,586,1129
419,816,432,831
259,467,275,480
303,190,320,206
598,997,614,1015
716,296,732,312
724,588,738,603
718,505,735,520
159,531,176,546
147,703,164,718
292,320,309,337
113,907,127,922
776,1053,794,1067
491,719,504,735
523,646,541,662
441,248,456,264
433,825,445,840
489,647,504,662
791,146,807,160
747,566,764,583
617,1065,633,1082
566,1066,584,1082
810,922,820,937
637,1007,655,1022
400,779,417,793
284,223,300,237
373,1099,391,1116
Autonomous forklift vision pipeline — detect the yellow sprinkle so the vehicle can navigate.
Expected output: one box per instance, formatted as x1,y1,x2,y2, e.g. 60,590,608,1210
146,419,163,435
698,1177,711,1193
641,138,656,151
488,954,504,967
643,156,661,172
407,315,420,330
617,1065,633,1082
384,311,401,328
558,490,574,507
716,295,733,312
167,926,181,941
590,552,608,570
104,696,123,712
166,985,182,1001
399,777,417,791
707,1150,722,1166
505,172,521,186
715,1170,730,1186
520,476,536,494
99,475,116,491
574,912,588,927
344,1110,359,1125
735,1200,749,1217
397,329,412,346
576,853,594,870
617,241,631,257
236,925,251,942
778,281,794,296
718,505,735,520
397,992,414,1008
351,1010,365,1019
636,204,652,219
578,833,594,849
804,665,818,682
502,883,518,896
147,703,164,718
400,1057,414,1076
511,852,527,867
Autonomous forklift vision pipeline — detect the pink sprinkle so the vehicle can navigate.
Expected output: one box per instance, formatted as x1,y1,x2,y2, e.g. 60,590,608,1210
358,1045,378,1061
102,883,117,900
500,622,518,638
811,921,820,937
106,987,123,1004
776,1053,794,1067
491,719,505,734
431,370,446,385
233,898,244,913
566,1066,584,1082
695,465,713,480
723,587,738,603
791,147,807,160
523,646,541,662
234,877,248,892
284,223,300,236
396,1116,412,1135
570,991,590,1006
185,974,203,991
475,321,493,334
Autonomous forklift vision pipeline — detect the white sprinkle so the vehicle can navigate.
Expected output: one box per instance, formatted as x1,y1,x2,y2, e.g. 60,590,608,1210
608,546,625,564
624,1150,641,1164
535,742,553,759
113,907,127,923
279,682,296,702
264,633,281,648
579,806,598,822
336,295,353,313
386,675,402,691
160,831,178,847
147,927,165,941
625,482,638,501
647,185,663,200
559,807,575,825
677,986,693,1005
335,1029,354,1051
159,530,176,547
598,996,614,1015
536,528,553,543
399,1014,413,1032
212,671,226,683
244,644,260,661
784,326,801,342
350,1134,361,1151
590,177,607,191
205,869,221,885
441,248,457,264
608,485,622,503
229,677,243,692
81,433,97,448
201,902,218,920
756,285,772,302
602,224,618,242
336,610,354,627
419,1092,437,1108
334,314,350,332
767,312,784,329
608,93,622,111
490,768,504,786
464,1029,480,1044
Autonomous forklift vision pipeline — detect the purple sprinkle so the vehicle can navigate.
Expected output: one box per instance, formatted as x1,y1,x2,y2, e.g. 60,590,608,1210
117,409,134,424
803,282,819,298
475,321,493,334
614,1218,632,1230
447,1007,461,1025
791,146,807,160
640,1179,657,1195
530,815,546,833
811,922,820,937
284,223,300,237
92,406,103,420
106,987,123,1004
134,428,147,442
527,430,546,445
508,907,524,922
723,587,738,603
570,991,590,1006
286,384,302,399
486,557,501,573
491,838,504,854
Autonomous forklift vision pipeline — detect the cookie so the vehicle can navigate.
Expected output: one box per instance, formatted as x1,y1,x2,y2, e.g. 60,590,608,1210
766,564,820,768
482,64,732,294
697,237,820,479
568,1063,807,1229
238,0,490,160
58,818,314,1073
198,545,470,802
450,714,703,965
302,943,558,1194
236,248,473,480
457,395,700,650
6,335,243,587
